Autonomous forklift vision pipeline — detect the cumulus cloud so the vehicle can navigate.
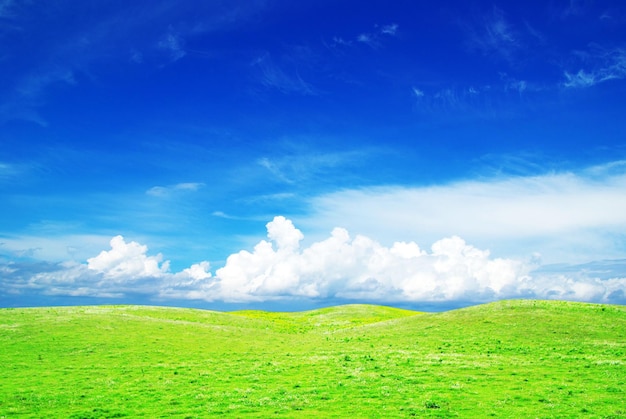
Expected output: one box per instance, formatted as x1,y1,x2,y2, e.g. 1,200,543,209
207,218,529,303
175,216,625,304
87,235,170,280
1,235,212,300
2,216,625,306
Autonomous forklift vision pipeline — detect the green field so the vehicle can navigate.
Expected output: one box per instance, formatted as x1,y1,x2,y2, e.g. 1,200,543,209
1,300,624,418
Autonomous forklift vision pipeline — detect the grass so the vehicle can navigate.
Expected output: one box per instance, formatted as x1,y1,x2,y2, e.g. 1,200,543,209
0,300,624,418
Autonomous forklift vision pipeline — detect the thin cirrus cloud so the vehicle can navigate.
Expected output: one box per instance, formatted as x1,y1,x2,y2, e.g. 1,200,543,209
465,7,522,61
0,1,270,124
157,26,186,62
257,149,372,185
410,74,537,119
356,23,399,49
146,182,205,197
329,22,399,50
563,47,626,88
252,52,317,96
3,216,625,306
0,162,18,180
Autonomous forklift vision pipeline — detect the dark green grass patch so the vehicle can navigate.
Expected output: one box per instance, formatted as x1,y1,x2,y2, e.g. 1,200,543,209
1,300,624,417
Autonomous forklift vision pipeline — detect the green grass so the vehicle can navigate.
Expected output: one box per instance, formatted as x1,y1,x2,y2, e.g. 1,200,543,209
1,300,624,418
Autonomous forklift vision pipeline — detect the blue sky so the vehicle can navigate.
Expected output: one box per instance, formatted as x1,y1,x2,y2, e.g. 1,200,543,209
1,0,626,310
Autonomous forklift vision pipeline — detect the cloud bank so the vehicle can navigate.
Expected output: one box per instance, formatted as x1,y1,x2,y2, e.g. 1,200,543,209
307,163,626,264
3,217,625,307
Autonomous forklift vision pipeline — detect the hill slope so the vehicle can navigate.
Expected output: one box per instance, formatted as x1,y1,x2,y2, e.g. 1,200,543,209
1,300,624,418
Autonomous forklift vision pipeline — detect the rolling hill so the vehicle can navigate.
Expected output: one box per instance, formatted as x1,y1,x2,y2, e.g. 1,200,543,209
1,300,624,418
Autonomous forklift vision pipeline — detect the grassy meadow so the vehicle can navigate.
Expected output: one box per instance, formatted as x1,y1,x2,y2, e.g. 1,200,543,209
0,300,624,418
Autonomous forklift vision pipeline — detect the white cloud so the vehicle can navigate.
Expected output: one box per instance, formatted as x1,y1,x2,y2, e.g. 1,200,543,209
87,235,170,280
266,216,303,251
258,157,294,183
412,87,424,98
2,236,213,300
563,47,626,88
252,52,316,95
0,162,19,180
4,215,626,306
331,36,352,47
146,182,205,197
380,23,399,36
357,33,376,47
157,26,186,61
563,69,598,88
5,162,626,306
467,7,520,61
182,216,626,304
305,162,626,264
0,0,22,21
257,148,373,184
0,234,112,261
355,23,399,49
181,261,212,280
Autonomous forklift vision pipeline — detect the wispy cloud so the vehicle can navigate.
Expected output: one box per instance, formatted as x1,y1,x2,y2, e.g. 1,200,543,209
465,7,524,62
252,52,317,95
328,23,399,50
560,0,588,18
146,182,205,198
0,0,16,18
380,23,399,36
411,87,424,98
0,161,18,180
356,23,399,49
0,233,112,262
157,26,186,62
0,2,272,125
242,192,296,204
211,211,238,220
410,75,543,120
258,157,294,184
1,68,77,126
356,33,376,48
563,47,626,88
410,85,491,117
0,0,28,26
329,36,353,48
257,148,373,185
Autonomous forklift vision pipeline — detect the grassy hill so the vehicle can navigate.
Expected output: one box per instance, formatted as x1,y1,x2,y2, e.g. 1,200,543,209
1,300,624,418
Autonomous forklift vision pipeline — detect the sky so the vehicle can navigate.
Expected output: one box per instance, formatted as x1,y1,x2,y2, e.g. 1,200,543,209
1,0,626,310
